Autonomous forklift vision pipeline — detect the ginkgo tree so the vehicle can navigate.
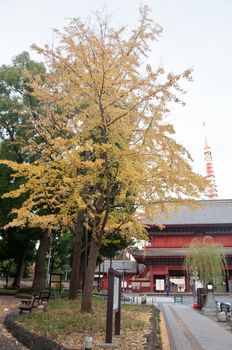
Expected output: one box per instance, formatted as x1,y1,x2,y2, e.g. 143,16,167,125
0,6,208,312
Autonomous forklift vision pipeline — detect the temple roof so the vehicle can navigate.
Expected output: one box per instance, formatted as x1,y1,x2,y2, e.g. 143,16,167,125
96,260,138,274
142,199,232,226
133,247,232,258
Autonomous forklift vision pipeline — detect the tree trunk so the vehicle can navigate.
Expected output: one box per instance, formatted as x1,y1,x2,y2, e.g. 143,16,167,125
4,260,13,288
68,211,85,299
81,238,100,313
32,230,49,294
12,252,25,289
79,251,86,291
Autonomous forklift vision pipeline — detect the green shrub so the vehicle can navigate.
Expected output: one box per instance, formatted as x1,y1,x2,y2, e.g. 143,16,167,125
17,287,32,293
0,288,17,295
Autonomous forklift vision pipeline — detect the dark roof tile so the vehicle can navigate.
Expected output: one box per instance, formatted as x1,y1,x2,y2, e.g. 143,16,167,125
143,199,232,225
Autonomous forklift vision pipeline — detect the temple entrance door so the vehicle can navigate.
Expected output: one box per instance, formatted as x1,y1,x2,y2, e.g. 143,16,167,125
153,275,165,292
169,270,185,292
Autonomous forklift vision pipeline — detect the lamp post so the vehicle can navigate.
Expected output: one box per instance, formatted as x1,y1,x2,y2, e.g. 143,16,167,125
202,281,216,315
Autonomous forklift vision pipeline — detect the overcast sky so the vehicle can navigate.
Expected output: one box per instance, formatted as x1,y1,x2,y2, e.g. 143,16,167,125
1,0,232,199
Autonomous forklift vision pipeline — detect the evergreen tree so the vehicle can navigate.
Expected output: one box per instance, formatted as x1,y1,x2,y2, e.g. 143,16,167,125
0,52,45,289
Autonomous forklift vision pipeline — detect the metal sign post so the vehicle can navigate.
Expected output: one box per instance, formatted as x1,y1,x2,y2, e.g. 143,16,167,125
49,272,63,294
105,267,122,343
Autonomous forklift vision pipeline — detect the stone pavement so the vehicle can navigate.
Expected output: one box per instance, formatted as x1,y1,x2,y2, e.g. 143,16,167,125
0,333,26,350
161,302,232,350
0,296,26,350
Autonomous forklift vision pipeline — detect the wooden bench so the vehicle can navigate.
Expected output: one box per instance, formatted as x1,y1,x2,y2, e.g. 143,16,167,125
220,302,231,316
174,295,183,303
34,290,51,304
19,296,36,314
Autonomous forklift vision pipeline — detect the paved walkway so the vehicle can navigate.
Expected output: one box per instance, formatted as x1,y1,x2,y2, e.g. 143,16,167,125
161,302,232,350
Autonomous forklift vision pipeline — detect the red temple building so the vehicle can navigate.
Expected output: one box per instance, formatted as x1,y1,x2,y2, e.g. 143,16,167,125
132,199,232,293
97,260,138,291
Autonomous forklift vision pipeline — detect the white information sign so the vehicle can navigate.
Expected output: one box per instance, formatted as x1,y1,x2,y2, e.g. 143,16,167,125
156,279,165,291
113,276,119,311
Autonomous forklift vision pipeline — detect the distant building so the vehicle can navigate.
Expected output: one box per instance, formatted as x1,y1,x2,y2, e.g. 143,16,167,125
132,199,232,292
96,260,138,291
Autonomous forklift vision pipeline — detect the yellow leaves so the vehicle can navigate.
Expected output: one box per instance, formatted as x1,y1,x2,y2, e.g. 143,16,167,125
0,7,208,237
0,160,29,176
103,212,148,240
1,184,27,199
4,206,59,231
119,221,148,240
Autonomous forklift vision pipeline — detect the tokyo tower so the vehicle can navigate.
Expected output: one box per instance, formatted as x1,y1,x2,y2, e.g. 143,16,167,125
203,122,218,199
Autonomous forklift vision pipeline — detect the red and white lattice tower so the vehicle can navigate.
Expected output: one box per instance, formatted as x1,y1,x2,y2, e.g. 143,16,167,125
203,122,218,199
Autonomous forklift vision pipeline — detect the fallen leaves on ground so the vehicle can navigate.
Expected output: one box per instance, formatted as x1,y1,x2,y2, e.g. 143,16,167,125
18,298,153,349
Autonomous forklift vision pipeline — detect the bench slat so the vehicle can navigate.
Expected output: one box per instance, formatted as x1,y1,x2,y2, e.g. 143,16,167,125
34,290,50,304
19,296,36,314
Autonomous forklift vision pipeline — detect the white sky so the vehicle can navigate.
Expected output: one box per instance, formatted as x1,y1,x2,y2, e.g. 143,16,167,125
1,0,232,199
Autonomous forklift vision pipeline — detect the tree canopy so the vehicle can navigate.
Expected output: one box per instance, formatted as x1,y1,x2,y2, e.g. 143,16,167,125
184,236,227,286
0,7,208,311
0,52,45,287
1,7,207,233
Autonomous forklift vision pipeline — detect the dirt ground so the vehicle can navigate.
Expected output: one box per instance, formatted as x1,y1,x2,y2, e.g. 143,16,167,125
160,312,170,350
0,295,172,350
0,296,28,349
0,296,153,350
0,295,19,321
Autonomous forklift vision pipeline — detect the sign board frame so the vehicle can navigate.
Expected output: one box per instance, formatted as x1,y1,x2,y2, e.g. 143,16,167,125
113,276,120,311
106,267,122,344
49,272,63,294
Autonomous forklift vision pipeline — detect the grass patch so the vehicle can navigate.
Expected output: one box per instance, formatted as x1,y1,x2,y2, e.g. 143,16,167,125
17,287,32,294
153,307,162,350
18,298,154,349
18,298,105,338
0,288,17,295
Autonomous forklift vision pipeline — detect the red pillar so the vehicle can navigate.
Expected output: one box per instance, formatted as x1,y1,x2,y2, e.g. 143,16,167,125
150,267,154,291
185,273,190,292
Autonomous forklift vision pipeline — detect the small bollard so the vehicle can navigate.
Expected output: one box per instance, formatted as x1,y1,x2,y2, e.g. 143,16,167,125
85,336,93,350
